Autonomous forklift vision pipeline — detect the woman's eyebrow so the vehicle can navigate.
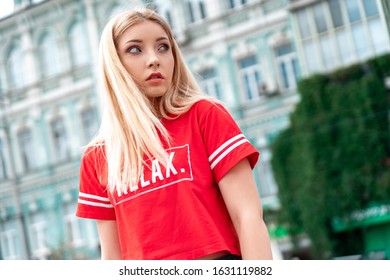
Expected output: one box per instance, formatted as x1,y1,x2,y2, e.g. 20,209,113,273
124,39,142,45
123,37,168,45
156,36,168,42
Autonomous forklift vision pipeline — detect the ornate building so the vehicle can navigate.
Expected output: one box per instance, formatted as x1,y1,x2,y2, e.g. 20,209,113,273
0,0,389,259
290,0,390,75
0,0,141,259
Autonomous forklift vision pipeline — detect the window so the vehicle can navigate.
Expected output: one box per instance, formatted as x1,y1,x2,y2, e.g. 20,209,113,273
228,0,247,9
296,0,390,75
238,56,262,101
345,0,361,23
369,18,389,55
256,149,278,198
81,108,99,144
50,118,70,162
17,129,35,172
296,9,312,39
38,33,60,78
69,22,90,67
30,212,49,259
319,34,337,70
199,69,222,100
275,44,300,90
7,45,24,88
156,0,174,29
329,0,344,28
336,28,355,65
187,0,207,23
363,0,378,17
0,139,7,180
313,2,328,33
352,22,371,60
0,220,19,259
303,40,320,73
64,202,83,247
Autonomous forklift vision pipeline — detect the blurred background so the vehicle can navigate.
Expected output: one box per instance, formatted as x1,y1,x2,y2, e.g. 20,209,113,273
0,0,389,260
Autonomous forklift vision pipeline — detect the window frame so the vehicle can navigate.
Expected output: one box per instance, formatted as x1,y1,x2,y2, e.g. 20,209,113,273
6,45,25,89
17,128,35,172
50,118,71,163
68,21,90,67
38,33,61,78
274,43,300,91
238,55,263,102
186,0,207,24
199,68,222,100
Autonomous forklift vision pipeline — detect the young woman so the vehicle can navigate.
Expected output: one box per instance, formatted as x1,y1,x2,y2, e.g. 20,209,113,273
76,8,273,260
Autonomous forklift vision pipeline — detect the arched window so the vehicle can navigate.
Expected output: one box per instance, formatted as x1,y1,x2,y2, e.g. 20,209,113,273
238,56,262,101
69,21,90,67
7,45,24,88
50,118,70,162
38,33,60,78
17,128,35,172
81,107,99,144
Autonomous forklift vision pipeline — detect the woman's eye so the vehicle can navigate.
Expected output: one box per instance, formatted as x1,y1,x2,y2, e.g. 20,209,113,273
159,44,170,52
128,46,141,53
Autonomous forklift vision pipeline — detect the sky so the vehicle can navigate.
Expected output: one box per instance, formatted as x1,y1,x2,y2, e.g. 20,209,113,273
0,0,15,18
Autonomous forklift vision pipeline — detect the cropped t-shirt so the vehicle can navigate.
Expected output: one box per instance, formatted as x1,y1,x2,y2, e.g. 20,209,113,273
76,100,259,259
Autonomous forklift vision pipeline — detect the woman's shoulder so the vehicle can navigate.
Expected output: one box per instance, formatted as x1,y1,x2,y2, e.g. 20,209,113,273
82,141,106,161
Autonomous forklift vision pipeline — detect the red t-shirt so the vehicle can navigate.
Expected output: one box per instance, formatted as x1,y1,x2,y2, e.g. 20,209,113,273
76,100,259,259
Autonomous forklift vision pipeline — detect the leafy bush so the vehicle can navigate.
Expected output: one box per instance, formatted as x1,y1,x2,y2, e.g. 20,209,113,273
271,54,390,259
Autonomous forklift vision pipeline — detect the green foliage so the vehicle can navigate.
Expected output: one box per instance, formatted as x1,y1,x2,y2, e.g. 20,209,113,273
271,54,390,259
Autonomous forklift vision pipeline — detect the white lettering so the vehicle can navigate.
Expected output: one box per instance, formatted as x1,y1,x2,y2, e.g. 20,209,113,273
140,172,150,188
151,159,164,183
166,152,178,178
130,184,138,192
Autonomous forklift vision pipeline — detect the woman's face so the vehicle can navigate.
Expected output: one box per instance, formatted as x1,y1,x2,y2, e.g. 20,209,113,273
117,20,174,99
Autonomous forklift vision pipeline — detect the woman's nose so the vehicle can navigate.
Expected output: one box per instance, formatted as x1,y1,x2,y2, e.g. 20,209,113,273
148,53,160,68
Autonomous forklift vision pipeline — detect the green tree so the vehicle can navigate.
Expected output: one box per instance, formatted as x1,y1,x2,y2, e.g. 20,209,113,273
271,54,390,259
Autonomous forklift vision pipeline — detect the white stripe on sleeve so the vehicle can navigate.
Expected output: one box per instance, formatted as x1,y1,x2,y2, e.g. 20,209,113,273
208,134,245,162
78,198,114,208
209,136,249,170
79,192,110,202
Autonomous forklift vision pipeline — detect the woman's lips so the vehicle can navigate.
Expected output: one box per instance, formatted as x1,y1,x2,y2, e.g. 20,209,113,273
147,72,163,80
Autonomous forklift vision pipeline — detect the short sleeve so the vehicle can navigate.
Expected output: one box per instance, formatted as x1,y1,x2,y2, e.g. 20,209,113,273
198,101,259,183
76,146,116,220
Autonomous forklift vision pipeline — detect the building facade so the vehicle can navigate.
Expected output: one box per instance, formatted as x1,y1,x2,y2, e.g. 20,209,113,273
0,0,296,260
290,0,390,76
0,0,389,260
287,0,390,259
0,0,139,260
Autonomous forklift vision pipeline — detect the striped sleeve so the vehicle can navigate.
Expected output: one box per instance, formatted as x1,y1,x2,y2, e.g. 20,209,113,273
199,101,259,183
76,146,116,220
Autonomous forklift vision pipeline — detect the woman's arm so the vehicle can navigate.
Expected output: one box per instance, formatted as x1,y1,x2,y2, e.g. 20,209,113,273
219,158,273,260
96,220,122,260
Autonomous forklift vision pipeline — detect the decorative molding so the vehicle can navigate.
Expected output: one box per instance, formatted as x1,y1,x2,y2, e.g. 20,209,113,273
231,41,257,59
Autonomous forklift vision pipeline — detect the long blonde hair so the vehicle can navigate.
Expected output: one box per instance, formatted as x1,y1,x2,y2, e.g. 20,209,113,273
91,8,213,195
